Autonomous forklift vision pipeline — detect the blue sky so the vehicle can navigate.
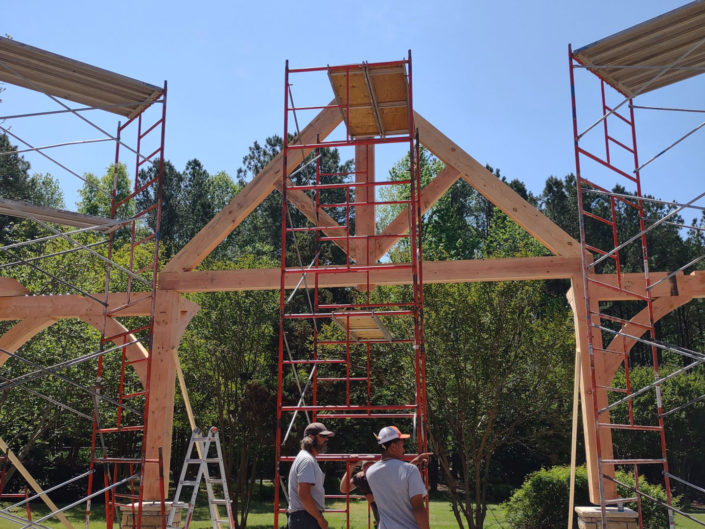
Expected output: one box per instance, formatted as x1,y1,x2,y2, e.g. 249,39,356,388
4,0,703,219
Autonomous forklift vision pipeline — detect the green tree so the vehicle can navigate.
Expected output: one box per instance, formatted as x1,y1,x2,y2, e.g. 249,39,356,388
136,159,240,258
0,134,65,242
231,135,353,263
423,212,574,529
77,163,134,219
178,257,279,529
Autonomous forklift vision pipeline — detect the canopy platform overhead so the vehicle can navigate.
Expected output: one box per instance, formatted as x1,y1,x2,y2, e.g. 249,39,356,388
0,198,122,232
573,0,705,96
328,62,409,138
0,36,163,119
332,311,393,342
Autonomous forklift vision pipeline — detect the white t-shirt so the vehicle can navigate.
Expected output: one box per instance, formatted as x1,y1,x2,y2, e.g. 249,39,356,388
287,450,325,513
366,458,427,529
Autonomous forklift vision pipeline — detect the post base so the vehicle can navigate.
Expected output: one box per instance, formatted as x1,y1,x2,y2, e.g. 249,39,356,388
575,506,638,529
119,501,181,529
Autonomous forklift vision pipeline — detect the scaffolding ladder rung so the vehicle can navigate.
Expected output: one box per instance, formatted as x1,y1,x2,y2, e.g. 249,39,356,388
318,377,368,382
601,458,666,465
283,359,346,365
604,497,638,504
598,423,663,431
96,425,144,434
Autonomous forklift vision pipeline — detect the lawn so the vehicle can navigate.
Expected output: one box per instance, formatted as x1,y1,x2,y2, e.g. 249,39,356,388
2,496,703,529
1,496,498,529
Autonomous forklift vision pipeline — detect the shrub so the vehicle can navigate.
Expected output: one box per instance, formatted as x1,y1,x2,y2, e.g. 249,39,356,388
504,465,679,529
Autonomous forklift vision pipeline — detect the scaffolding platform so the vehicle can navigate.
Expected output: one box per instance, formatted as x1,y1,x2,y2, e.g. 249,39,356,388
0,37,163,118
0,198,122,232
331,311,393,342
328,62,409,138
572,1,705,96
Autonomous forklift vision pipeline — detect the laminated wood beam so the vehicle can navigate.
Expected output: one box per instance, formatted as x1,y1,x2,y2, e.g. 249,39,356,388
414,112,581,257
164,103,344,273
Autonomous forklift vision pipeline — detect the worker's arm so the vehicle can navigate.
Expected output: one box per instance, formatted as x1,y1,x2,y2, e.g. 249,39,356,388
409,452,433,468
298,482,328,529
410,494,430,529
339,466,358,493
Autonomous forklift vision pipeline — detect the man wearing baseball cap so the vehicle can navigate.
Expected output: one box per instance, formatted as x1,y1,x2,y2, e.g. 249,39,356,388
366,426,430,529
287,422,335,529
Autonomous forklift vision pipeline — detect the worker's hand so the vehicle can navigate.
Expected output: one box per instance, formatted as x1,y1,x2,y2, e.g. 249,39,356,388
410,452,433,469
318,516,329,529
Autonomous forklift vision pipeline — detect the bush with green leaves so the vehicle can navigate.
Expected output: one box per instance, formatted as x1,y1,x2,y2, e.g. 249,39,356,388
504,465,678,529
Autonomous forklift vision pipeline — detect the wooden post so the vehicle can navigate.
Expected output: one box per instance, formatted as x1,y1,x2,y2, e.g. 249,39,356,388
568,273,616,502
142,291,196,500
355,144,376,289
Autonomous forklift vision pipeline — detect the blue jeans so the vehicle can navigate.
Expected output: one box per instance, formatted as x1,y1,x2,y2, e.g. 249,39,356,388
287,510,321,529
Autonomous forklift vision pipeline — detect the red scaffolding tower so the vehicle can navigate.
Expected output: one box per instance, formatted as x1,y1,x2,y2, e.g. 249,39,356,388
0,36,167,529
85,83,168,529
274,53,428,528
569,3,705,528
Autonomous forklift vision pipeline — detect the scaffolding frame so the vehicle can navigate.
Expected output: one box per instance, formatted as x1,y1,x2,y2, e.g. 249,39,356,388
569,3,705,527
0,36,167,529
274,53,428,529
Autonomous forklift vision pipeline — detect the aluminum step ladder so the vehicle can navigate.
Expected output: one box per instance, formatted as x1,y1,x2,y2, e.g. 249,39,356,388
167,427,234,529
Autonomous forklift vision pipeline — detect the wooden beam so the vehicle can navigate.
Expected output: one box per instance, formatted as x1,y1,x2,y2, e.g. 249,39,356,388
355,144,376,266
592,270,705,300
142,291,198,500
0,318,56,368
81,315,149,386
601,295,692,387
0,437,75,529
414,112,581,257
568,274,616,503
163,103,343,273
158,256,583,292
0,293,151,320
373,165,461,261
0,277,30,296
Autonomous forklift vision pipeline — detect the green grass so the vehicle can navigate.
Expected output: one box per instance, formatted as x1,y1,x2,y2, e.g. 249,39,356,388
2,497,703,529
673,509,705,529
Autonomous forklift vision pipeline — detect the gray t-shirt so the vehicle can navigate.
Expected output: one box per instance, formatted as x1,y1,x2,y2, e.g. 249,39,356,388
366,458,427,529
287,450,325,513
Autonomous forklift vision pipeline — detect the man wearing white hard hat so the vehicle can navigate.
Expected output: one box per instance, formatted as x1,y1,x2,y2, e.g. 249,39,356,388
287,422,335,529
366,426,430,529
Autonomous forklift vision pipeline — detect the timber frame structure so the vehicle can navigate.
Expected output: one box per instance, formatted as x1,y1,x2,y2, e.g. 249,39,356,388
0,4,703,527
